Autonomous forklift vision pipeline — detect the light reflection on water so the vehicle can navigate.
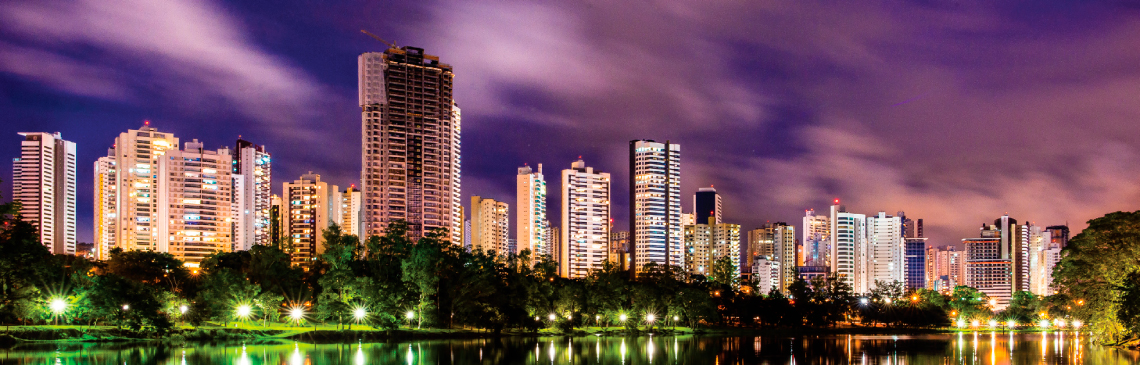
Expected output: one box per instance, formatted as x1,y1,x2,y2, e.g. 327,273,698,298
0,331,1136,364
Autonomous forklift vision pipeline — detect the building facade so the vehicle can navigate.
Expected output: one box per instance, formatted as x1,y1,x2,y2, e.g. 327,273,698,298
517,164,548,256
94,153,117,259
340,186,363,240
233,139,272,251
12,132,77,255
470,196,509,254
965,224,1013,309
283,173,338,267
105,124,179,254
629,140,681,276
862,211,906,292
683,217,741,278
561,159,611,278
830,202,866,292
694,186,721,225
156,140,234,264
904,237,927,291
801,209,830,268
359,46,461,243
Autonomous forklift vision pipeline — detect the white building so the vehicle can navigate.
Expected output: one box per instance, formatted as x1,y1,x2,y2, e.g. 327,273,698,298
629,140,682,274
830,202,866,292
802,209,830,267
104,124,179,253
94,153,117,259
752,257,780,295
470,196,509,254
360,47,461,244
1041,242,1063,296
340,186,363,240
561,159,610,278
12,132,77,255
156,140,235,264
233,139,272,251
283,173,338,267
863,211,906,292
517,164,548,256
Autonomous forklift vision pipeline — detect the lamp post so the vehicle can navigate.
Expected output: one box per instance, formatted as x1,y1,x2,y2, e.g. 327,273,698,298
49,298,67,325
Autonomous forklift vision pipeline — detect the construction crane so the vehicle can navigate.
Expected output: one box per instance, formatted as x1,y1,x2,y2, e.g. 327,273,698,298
361,30,397,50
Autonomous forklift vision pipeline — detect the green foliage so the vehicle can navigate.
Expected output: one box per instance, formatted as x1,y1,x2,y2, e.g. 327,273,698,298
1000,291,1042,324
708,256,739,289
88,274,172,333
1116,271,1140,340
948,285,991,320
104,248,191,295
1053,211,1140,344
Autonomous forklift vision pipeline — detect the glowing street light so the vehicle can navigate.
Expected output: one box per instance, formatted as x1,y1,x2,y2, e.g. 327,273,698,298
354,307,367,321
405,311,415,320
619,314,628,322
122,304,130,311
1072,320,1083,329
548,314,556,321
988,319,998,328
673,316,679,321
970,320,980,328
988,299,997,307
859,298,869,305
179,305,188,315
290,307,305,322
1006,320,1017,328
1054,319,1066,328
236,304,252,320
956,319,966,328
49,298,67,315
1038,320,1050,328
646,314,656,323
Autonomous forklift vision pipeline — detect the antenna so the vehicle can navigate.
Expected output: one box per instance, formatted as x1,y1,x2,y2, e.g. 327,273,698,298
361,30,397,49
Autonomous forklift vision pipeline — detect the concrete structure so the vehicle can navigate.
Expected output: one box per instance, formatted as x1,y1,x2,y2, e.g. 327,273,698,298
360,46,461,243
156,140,235,264
1041,242,1063,296
965,223,1013,309
561,159,610,278
905,237,927,291
609,230,630,270
629,140,682,276
93,154,116,259
801,209,830,267
517,164,548,256
862,211,906,292
283,173,338,268
694,186,721,225
269,194,282,247
752,257,780,295
683,217,741,278
926,245,966,293
12,132,77,255
1046,225,1069,247
745,227,775,274
104,124,180,254
470,196,509,254
340,186,363,240
830,202,865,292
233,139,272,251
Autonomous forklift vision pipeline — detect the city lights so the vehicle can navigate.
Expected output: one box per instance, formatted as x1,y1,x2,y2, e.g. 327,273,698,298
988,319,997,328
1072,320,1083,329
179,305,188,315
859,298,869,305
405,311,415,320
290,307,305,321
236,304,252,319
548,314,556,321
49,298,67,315
619,314,628,322
354,307,367,321
646,314,655,323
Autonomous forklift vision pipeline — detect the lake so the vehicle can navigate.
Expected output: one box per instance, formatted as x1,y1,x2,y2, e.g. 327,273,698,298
1,331,1137,364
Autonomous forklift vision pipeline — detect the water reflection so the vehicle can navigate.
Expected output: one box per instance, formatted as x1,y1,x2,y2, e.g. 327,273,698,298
0,332,1136,364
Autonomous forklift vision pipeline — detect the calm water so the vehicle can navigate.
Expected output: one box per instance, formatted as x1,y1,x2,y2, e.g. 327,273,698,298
1,332,1137,364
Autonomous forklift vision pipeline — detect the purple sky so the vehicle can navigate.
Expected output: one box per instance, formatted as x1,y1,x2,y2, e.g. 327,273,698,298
3,1,1140,246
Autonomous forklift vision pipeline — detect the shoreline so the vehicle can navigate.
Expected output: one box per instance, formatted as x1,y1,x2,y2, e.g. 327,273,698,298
0,325,1084,348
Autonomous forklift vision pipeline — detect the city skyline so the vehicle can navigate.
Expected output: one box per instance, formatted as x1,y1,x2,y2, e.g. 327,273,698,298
4,1,1138,248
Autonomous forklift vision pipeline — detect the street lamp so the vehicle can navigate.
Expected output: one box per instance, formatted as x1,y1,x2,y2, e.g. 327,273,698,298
122,304,130,311
179,305,188,315
236,304,252,320
354,307,367,321
290,307,305,324
859,298,869,306
646,314,656,323
619,313,628,323
49,298,67,315
1006,320,1017,328
406,311,415,320
548,313,556,321
1072,320,1083,330
988,319,998,328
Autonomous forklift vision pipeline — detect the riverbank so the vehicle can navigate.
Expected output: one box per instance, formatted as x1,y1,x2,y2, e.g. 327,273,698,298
0,324,1080,347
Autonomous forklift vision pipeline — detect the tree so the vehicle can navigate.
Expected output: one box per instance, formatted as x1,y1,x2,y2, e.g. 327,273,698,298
316,224,363,329
708,256,739,289
104,249,191,295
1001,291,1042,324
1053,211,1140,344
948,285,990,321
1116,271,1140,343
402,228,450,328
88,274,172,333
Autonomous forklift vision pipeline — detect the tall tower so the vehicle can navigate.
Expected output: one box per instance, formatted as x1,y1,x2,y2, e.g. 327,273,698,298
109,124,179,253
694,186,721,225
629,140,681,277
156,140,235,264
12,132,77,255
863,211,905,291
801,209,830,267
517,164,547,256
683,217,741,279
282,173,338,267
561,159,611,278
94,152,117,259
340,186,364,240
830,201,866,292
470,196,509,254
360,46,460,243
233,139,272,251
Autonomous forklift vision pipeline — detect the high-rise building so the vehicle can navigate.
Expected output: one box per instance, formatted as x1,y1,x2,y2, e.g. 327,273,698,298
694,186,721,225
561,159,610,278
768,222,796,292
830,201,865,292
232,139,272,251
107,124,179,253
629,140,681,276
1041,241,1063,296
609,230,630,270
965,223,1014,309
902,214,923,238
926,245,965,293
359,46,461,243
269,194,282,247
862,211,906,292
283,173,338,267
752,257,780,295
683,217,741,278
470,196,509,254
1045,225,1069,247
340,186,363,240
801,209,830,267
12,132,77,255
462,219,472,251
1027,225,1055,296
156,140,235,264
94,153,117,260
904,237,927,291
746,227,775,269
546,224,560,262
517,164,548,256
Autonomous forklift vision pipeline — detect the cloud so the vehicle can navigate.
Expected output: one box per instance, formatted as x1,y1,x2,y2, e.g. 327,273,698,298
0,0,328,141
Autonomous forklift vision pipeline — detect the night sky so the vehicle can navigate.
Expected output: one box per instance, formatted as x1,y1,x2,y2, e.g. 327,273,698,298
4,1,1140,246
